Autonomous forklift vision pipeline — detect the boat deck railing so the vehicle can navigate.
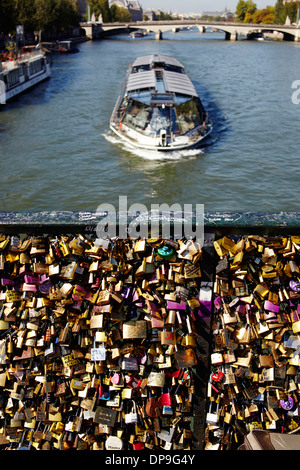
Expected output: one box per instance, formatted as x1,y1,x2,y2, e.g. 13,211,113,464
0,50,45,72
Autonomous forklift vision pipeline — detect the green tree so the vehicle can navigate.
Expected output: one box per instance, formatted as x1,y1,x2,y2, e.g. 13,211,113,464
14,0,38,32
244,6,274,23
34,0,80,37
57,0,80,30
157,11,174,20
0,0,17,35
285,1,300,23
0,0,80,38
274,0,285,24
110,4,131,22
235,0,257,22
99,0,111,22
273,0,300,24
88,0,111,22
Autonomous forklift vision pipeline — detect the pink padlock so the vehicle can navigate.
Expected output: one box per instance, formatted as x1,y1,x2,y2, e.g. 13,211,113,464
110,372,120,385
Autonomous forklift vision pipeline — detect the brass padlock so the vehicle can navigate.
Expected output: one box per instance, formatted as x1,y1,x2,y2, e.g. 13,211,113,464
165,310,176,325
161,328,176,346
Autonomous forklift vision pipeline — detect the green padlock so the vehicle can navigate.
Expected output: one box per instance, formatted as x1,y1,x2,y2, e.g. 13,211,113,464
157,245,174,260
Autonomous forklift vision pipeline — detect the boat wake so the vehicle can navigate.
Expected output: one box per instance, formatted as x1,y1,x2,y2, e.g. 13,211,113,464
102,131,204,162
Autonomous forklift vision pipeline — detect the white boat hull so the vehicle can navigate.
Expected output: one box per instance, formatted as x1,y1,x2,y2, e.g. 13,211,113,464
110,122,213,152
0,56,50,104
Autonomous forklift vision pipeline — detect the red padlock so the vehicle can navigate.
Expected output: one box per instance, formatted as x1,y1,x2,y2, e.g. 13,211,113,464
212,371,224,383
159,392,172,407
132,442,145,450
128,375,142,390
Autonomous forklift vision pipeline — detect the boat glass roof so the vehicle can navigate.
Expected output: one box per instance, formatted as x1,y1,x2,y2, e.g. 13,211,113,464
131,54,184,70
126,69,156,92
126,69,197,98
163,70,198,97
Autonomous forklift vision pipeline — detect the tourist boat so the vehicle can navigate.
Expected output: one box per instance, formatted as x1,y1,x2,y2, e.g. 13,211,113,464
0,46,50,104
110,54,212,151
41,40,79,54
130,29,148,38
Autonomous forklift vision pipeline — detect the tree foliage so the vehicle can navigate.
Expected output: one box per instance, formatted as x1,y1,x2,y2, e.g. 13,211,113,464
235,0,257,22
274,0,285,24
244,6,275,24
35,0,80,32
280,0,300,24
157,11,174,20
0,0,80,36
110,4,131,22
0,0,17,35
87,0,111,22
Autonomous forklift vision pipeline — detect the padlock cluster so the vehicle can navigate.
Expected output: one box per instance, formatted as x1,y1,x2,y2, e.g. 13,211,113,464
0,233,204,450
205,234,300,450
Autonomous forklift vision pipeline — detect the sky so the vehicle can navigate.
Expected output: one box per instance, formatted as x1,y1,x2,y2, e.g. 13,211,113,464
141,0,273,13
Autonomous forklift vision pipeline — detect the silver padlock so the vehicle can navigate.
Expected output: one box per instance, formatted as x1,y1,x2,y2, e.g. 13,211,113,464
206,400,220,425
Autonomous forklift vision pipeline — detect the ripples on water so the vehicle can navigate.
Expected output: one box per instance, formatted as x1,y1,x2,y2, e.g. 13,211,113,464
1,31,300,212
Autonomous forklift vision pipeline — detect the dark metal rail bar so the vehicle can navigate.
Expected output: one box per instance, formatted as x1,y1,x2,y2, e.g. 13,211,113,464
1,211,300,234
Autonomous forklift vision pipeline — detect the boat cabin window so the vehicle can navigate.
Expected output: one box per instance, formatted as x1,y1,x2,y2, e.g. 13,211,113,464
132,65,151,73
175,97,205,133
19,64,25,77
131,63,183,74
148,106,178,134
151,93,175,105
7,69,20,87
153,63,183,74
123,100,152,130
29,59,43,76
122,97,205,136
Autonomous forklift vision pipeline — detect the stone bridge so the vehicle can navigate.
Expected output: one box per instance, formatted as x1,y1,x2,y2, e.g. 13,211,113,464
80,19,300,41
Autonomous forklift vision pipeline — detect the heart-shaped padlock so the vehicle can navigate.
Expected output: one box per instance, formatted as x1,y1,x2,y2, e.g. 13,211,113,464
212,371,224,382
111,372,120,385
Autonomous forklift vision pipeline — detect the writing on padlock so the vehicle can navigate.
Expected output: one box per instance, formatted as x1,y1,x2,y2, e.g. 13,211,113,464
161,328,176,346
212,370,224,383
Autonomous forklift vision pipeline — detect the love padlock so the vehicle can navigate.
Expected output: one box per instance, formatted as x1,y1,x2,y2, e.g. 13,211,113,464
110,372,120,385
280,395,294,411
290,280,300,293
157,245,174,259
212,371,224,383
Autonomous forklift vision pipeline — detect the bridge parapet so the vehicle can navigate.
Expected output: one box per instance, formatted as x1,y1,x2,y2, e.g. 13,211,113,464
80,20,300,41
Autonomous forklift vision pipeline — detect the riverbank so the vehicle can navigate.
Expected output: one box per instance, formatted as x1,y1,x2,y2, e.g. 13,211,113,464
0,27,89,52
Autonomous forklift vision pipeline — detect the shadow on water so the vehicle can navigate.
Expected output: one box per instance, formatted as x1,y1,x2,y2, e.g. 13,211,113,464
193,80,229,152
1,77,51,110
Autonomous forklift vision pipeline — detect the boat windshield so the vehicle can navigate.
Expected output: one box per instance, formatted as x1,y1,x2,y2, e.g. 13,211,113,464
175,97,206,133
122,97,206,135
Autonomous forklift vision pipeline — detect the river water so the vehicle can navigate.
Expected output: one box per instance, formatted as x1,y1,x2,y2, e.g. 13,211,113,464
1,30,300,214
